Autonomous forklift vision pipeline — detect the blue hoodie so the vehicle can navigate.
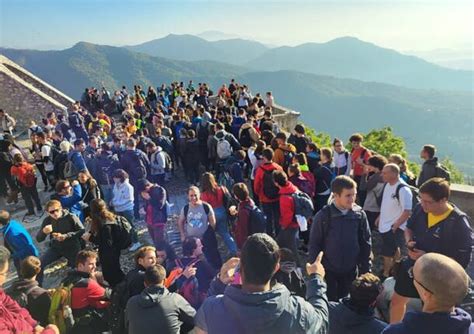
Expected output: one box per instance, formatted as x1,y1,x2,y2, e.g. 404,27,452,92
383,308,473,334
1,220,39,261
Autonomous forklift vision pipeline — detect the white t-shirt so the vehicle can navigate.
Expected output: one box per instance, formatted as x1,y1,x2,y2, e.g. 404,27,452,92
379,180,412,233
41,144,55,172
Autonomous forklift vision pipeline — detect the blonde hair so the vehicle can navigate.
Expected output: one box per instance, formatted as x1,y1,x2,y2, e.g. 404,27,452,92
60,141,72,153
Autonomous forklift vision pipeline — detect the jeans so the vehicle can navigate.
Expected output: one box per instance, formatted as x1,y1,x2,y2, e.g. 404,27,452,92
116,209,138,244
214,206,237,255
20,181,41,214
99,184,113,206
147,224,165,247
262,201,280,237
277,227,300,265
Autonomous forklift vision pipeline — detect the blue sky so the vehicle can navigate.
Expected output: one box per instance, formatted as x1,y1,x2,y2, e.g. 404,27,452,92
0,0,472,52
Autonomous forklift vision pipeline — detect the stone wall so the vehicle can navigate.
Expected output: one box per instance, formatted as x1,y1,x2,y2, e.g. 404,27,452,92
450,184,474,220
272,103,300,132
0,72,66,129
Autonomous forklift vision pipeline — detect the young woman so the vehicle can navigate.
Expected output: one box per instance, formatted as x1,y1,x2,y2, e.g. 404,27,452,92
200,172,237,256
389,154,416,186
363,155,387,230
83,199,125,287
140,180,168,247
177,186,221,270
78,171,101,219
110,169,141,252
10,154,41,216
333,138,352,176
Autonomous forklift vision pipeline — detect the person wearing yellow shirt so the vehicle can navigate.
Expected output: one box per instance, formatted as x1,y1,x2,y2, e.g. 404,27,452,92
389,177,473,324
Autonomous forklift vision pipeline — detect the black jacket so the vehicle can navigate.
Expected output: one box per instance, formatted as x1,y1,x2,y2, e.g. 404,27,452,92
36,210,84,254
9,279,51,326
125,285,196,334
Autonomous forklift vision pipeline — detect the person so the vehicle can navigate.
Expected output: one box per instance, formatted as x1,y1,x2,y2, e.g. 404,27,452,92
10,153,42,216
119,138,150,219
314,147,335,212
253,148,283,237
200,172,237,256
377,164,412,280
183,129,201,185
177,186,221,269
146,141,167,186
67,138,88,178
288,163,314,197
383,253,473,334
140,180,168,247
272,248,306,298
110,169,141,252
273,170,300,264
37,132,56,191
0,108,16,134
52,179,84,222
53,140,71,181
273,132,297,171
0,246,60,334
36,200,85,285
211,122,241,173
82,199,125,287
390,178,473,323
78,170,101,218
9,256,52,326
417,144,450,186
0,210,39,273
92,142,120,205
68,104,88,143
126,246,158,298
238,116,260,150
61,250,110,334
328,273,387,334
389,154,416,186
125,264,196,334
231,182,257,249
349,133,371,206
194,233,329,334
363,155,387,230
175,237,216,309
309,175,372,301
288,124,310,154
332,138,352,176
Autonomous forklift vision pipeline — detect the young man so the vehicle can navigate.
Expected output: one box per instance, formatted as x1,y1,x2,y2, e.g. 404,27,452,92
328,273,387,334
52,179,83,222
273,132,297,171
390,178,473,323
377,164,412,280
126,246,158,298
349,133,371,205
68,138,88,176
273,170,300,264
253,148,283,237
195,234,329,334
288,124,310,154
0,246,59,334
125,264,196,334
383,253,473,334
0,210,39,273
417,144,450,187
37,132,56,191
62,250,110,334
0,108,16,134
309,175,372,301
36,200,84,284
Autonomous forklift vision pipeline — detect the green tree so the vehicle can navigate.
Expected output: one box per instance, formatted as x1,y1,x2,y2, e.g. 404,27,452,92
305,125,331,148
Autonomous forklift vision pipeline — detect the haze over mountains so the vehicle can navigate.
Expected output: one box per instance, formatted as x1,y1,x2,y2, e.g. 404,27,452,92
1,33,473,175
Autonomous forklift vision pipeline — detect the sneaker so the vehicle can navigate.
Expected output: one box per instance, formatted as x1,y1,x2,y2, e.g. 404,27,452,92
129,242,142,252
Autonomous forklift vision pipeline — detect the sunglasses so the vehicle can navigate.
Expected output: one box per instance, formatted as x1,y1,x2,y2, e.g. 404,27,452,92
48,208,60,215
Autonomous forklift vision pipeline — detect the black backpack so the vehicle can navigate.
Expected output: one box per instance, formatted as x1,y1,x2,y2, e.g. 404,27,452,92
379,183,420,209
262,168,279,200
239,127,252,148
435,163,451,182
281,149,295,171
108,279,130,334
197,122,210,143
8,286,37,308
244,204,267,234
107,216,133,250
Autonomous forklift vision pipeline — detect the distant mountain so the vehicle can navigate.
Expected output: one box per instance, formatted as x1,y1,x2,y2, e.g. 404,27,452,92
126,34,269,65
0,42,247,98
1,43,472,175
245,37,474,91
197,31,240,41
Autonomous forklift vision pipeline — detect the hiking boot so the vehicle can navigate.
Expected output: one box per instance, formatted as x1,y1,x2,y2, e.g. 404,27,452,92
129,242,142,252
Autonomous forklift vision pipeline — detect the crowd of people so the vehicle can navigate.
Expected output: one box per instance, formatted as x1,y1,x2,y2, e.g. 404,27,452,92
0,79,472,334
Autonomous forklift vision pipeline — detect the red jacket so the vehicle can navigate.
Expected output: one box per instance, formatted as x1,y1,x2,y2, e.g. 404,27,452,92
201,187,225,209
0,288,56,334
63,271,109,311
254,162,282,203
234,198,255,248
278,182,299,230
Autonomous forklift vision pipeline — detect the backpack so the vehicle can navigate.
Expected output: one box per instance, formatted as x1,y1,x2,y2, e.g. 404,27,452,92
163,151,173,173
290,192,314,219
108,278,130,334
151,151,166,175
321,165,336,190
23,167,36,188
380,183,420,210
8,285,37,308
218,171,235,191
109,215,133,250
44,143,60,163
197,122,210,143
435,163,451,182
239,127,252,148
262,168,279,200
63,160,79,180
244,204,267,235
320,205,364,249
280,148,295,171
48,283,75,333
216,136,233,159
297,178,314,197
184,202,211,219
179,275,206,309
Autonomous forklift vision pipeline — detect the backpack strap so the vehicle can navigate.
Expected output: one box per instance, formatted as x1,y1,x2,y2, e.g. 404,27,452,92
184,204,189,219
202,202,211,215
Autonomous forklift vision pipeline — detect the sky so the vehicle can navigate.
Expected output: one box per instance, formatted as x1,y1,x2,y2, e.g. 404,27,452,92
0,0,472,53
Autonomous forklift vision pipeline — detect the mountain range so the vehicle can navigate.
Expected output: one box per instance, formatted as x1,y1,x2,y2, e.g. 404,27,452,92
1,34,473,175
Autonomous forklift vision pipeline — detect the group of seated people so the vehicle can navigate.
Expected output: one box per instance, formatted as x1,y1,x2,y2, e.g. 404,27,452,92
0,78,472,334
